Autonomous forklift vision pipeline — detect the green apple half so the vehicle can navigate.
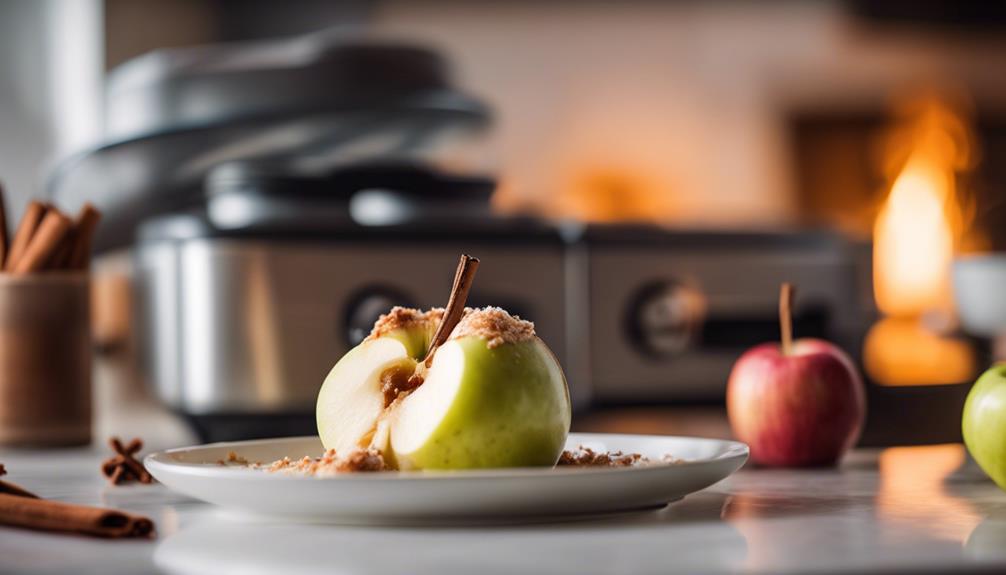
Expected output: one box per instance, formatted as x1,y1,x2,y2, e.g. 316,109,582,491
316,308,571,470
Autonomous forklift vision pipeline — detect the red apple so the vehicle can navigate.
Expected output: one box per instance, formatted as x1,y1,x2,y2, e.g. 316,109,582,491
727,284,866,467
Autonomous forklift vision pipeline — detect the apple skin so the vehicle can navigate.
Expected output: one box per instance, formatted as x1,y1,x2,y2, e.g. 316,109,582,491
391,336,571,470
963,364,1006,491
727,338,865,467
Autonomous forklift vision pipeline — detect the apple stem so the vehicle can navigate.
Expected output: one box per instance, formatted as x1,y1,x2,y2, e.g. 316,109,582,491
422,254,480,368
780,282,795,356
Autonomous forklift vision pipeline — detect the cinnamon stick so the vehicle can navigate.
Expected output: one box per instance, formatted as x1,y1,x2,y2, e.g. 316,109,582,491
12,209,73,275
5,201,47,271
48,228,76,270
0,494,154,538
422,254,480,367
67,203,101,270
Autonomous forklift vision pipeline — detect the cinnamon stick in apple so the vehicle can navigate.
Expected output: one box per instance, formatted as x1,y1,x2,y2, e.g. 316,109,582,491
404,255,480,388
422,254,480,367
12,209,73,275
5,201,47,272
0,494,155,538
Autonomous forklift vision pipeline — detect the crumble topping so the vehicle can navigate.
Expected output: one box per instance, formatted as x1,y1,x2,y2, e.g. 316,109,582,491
217,451,253,466
218,446,679,476
221,448,387,476
557,446,681,467
365,305,535,349
450,306,535,349
366,307,445,341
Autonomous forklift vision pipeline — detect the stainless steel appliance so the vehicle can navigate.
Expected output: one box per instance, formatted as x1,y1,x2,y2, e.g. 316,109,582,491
578,226,873,403
135,162,569,439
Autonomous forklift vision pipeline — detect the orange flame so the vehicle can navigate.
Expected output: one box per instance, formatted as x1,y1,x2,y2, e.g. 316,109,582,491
865,96,979,386
873,160,955,316
873,98,976,317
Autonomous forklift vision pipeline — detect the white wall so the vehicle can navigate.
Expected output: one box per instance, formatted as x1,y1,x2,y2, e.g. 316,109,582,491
0,0,102,223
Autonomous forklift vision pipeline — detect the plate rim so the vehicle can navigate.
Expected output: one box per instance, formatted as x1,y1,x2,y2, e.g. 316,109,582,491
146,432,749,482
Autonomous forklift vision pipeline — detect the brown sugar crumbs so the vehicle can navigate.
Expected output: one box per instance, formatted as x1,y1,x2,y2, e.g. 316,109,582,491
365,305,535,349
222,448,387,476
221,446,679,476
366,307,445,341
450,306,535,349
267,448,386,475
557,446,681,468
217,451,251,466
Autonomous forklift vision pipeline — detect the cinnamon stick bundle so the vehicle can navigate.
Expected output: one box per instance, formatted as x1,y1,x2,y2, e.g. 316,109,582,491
0,494,154,538
0,197,101,273
12,210,72,274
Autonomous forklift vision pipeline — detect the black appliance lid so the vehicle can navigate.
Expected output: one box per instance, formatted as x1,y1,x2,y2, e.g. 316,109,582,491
137,208,565,245
104,29,489,145
205,159,496,202
202,159,498,231
48,31,492,252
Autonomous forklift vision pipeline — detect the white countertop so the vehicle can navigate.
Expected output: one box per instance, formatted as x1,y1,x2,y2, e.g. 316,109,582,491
0,442,1001,570
2,442,1006,575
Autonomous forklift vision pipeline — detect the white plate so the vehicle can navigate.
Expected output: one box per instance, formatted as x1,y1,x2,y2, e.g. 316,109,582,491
146,432,748,525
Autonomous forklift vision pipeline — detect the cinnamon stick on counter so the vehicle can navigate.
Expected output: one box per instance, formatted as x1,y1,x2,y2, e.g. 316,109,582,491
0,494,155,538
12,209,72,275
4,201,46,271
0,464,154,538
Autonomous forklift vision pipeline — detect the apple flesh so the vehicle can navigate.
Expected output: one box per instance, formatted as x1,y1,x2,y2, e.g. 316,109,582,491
963,364,1006,491
727,339,865,467
316,308,571,470
315,336,414,456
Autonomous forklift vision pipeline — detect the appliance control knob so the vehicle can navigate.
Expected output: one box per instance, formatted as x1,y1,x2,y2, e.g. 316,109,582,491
627,281,706,358
344,288,414,347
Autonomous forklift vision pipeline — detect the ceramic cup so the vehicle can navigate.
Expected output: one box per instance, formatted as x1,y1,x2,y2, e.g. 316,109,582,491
0,273,91,446
954,254,1006,337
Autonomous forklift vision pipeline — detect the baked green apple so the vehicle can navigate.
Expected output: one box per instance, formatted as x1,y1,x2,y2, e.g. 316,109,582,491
316,305,571,470
963,364,1006,491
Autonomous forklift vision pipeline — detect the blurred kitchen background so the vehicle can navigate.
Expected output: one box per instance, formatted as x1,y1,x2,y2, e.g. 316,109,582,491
2,0,1006,447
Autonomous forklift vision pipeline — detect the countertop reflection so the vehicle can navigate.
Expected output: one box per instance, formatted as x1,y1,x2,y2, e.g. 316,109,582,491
2,443,1006,574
